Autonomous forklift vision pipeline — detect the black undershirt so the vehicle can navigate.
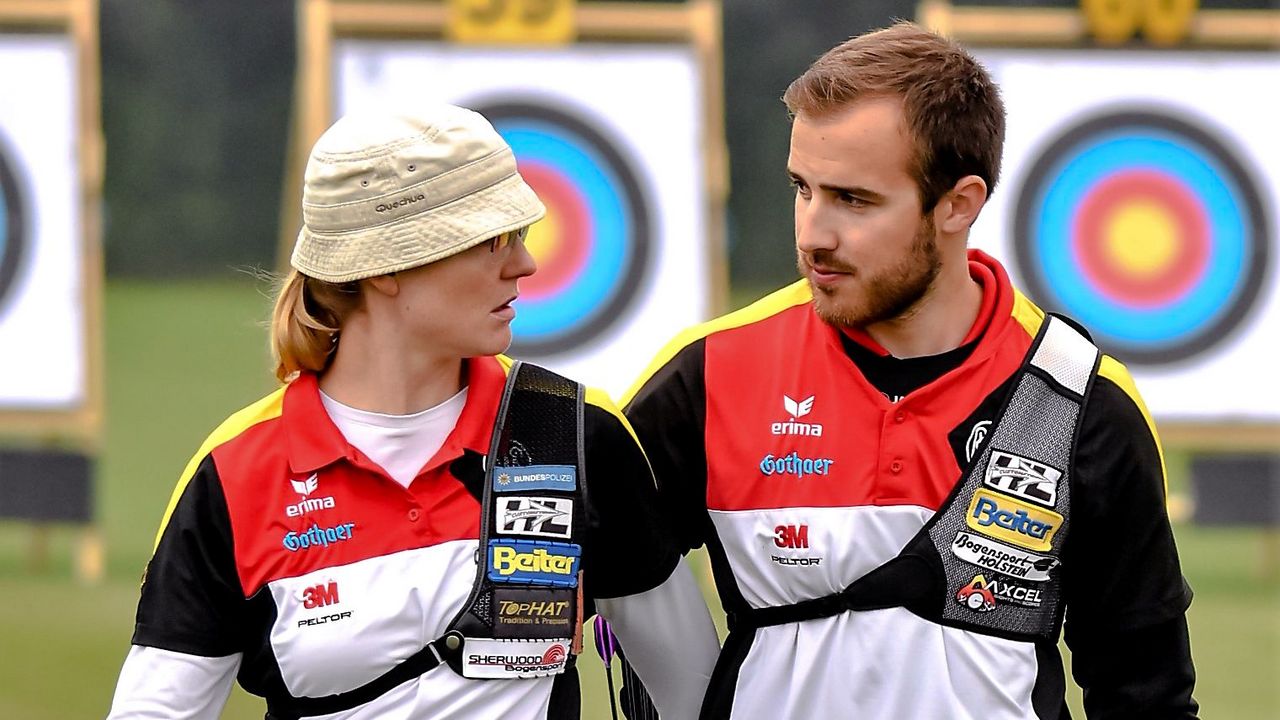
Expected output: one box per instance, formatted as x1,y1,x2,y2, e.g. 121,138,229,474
838,332,979,402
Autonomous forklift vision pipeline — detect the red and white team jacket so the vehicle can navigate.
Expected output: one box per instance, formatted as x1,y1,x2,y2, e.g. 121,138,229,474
623,251,1195,720
128,356,680,719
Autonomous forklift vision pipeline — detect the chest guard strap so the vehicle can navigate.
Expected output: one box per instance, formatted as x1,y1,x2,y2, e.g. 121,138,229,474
265,361,586,720
728,316,1100,644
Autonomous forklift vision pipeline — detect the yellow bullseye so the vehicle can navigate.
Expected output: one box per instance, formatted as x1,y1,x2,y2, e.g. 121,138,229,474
1103,201,1179,278
525,211,559,262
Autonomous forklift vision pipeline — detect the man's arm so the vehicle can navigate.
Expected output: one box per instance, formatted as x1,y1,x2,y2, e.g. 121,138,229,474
1063,369,1198,719
580,392,719,719
621,339,712,554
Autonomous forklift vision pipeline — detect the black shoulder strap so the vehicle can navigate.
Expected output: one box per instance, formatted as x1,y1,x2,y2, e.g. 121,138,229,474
728,315,1100,644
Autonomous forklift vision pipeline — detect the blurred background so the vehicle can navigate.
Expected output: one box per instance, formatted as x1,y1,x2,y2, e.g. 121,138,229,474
0,0,1277,717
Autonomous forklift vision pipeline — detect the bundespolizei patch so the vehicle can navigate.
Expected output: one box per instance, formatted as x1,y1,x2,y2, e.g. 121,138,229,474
492,464,577,493
487,539,581,587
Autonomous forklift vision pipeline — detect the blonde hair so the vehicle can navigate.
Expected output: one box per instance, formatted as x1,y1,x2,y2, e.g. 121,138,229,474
270,270,363,383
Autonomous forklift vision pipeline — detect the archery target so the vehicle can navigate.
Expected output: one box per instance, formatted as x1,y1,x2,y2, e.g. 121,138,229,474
333,40,716,399
1014,110,1268,364
0,33,86,410
471,100,652,355
971,49,1280,422
0,133,25,317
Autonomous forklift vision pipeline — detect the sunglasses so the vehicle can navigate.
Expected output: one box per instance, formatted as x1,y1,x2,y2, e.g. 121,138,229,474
489,225,530,253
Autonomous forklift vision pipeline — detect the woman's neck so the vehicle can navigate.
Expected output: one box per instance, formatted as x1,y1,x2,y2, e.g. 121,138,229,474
318,315,466,415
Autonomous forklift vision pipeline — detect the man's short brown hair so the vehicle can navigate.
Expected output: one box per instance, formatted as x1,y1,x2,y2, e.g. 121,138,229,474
783,21,1005,212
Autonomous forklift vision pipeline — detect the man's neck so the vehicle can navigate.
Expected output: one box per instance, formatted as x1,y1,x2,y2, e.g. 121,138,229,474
862,263,984,359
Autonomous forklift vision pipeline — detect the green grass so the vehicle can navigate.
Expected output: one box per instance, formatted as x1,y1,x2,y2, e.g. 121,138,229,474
1,279,1277,717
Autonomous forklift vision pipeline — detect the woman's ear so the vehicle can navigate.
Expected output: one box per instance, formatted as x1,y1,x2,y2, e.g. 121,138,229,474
365,273,400,298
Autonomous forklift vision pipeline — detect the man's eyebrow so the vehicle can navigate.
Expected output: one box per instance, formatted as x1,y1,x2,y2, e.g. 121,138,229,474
787,169,887,202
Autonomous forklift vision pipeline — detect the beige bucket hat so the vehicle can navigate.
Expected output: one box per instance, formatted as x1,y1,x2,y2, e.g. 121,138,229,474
291,104,546,283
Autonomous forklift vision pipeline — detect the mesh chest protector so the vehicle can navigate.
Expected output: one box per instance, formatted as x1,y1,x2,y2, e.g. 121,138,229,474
727,315,1100,644
266,361,587,719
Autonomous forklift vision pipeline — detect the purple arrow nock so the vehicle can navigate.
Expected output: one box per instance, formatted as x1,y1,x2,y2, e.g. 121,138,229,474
593,616,618,665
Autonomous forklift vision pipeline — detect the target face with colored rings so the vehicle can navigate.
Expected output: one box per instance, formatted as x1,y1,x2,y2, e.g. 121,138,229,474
0,135,26,318
1013,110,1269,364
472,101,651,356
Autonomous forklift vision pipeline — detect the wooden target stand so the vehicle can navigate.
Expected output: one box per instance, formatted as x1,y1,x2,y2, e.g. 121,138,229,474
917,0,1280,577
281,0,730,316
0,0,105,582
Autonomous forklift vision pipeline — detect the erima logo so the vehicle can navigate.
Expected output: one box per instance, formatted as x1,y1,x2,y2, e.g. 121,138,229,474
985,451,1061,508
286,474,335,517
966,489,1062,552
772,395,823,437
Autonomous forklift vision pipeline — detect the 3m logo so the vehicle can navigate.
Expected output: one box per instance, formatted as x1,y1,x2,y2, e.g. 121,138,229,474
966,489,1062,552
773,395,823,437
302,581,339,609
774,524,809,549
286,474,335,517
985,451,1061,508
496,497,573,539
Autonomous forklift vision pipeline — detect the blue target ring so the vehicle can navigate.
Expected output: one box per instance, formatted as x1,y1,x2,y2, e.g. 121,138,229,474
0,133,27,318
473,101,651,356
1014,111,1269,364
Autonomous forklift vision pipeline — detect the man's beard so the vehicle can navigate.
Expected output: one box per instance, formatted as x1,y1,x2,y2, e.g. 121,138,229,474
800,216,943,329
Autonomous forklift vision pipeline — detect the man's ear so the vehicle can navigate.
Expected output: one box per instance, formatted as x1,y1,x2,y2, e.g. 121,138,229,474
365,273,400,298
935,175,989,235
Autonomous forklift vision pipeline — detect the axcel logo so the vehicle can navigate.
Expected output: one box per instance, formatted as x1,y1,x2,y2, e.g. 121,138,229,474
286,474,336,518
772,395,824,437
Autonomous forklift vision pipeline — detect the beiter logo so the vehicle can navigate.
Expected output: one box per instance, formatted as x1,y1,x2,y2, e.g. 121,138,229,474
772,395,824,437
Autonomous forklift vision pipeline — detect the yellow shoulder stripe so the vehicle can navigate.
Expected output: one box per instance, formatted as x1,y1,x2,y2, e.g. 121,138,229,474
620,280,813,406
1010,288,1046,339
152,387,286,551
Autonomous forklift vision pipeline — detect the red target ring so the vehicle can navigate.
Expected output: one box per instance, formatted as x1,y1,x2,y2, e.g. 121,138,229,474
1073,169,1210,307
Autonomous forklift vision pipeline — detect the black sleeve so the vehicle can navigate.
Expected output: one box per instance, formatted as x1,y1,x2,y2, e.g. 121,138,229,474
581,402,679,601
133,454,247,657
1062,376,1198,718
621,339,711,555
